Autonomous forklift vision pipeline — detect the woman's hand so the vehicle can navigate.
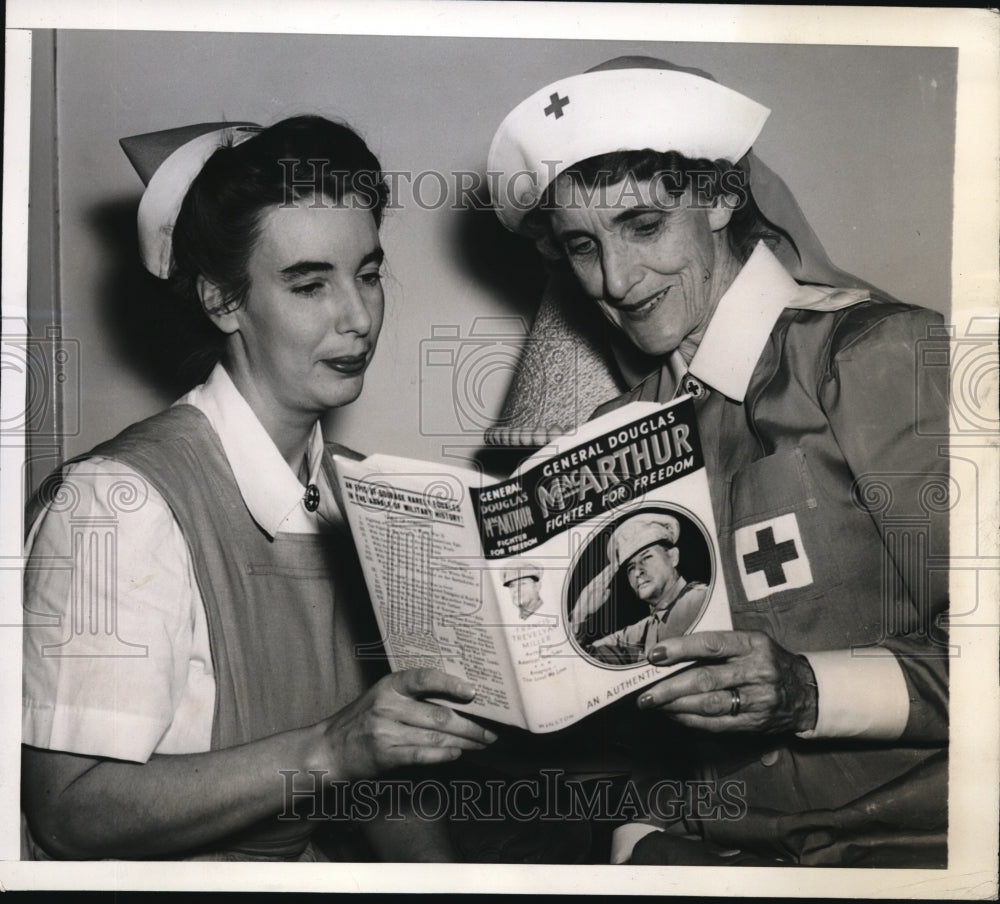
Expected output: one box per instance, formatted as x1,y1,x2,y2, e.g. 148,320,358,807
315,668,497,781
637,631,818,734
22,668,495,859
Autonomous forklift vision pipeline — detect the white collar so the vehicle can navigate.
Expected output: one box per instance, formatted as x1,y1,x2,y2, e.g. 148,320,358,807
175,364,337,537
681,242,870,401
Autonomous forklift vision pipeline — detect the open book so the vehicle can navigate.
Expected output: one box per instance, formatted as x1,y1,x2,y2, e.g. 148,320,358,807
333,396,732,733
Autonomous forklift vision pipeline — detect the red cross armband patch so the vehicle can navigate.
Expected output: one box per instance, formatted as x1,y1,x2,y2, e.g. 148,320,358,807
734,513,814,601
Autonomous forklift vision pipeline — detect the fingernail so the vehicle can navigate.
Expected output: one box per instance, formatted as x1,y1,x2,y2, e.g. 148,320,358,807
648,647,667,665
458,682,475,698
483,729,499,743
638,694,653,709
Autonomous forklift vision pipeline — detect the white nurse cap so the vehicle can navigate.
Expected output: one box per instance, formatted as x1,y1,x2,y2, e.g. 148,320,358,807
488,62,770,233
120,121,261,278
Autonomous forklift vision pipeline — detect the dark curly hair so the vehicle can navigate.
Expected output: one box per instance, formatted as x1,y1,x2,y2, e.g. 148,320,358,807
523,149,790,265
172,115,387,310
164,115,388,375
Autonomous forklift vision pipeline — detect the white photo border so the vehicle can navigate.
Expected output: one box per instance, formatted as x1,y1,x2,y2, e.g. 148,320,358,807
2,1,998,897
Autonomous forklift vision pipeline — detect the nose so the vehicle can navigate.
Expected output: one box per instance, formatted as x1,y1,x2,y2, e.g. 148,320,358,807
336,283,374,337
601,241,644,303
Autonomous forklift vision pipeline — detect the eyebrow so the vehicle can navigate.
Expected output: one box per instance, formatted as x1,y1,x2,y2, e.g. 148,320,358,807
611,205,667,226
359,248,386,269
553,205,668,243
279,261,333,281
279,247,384,281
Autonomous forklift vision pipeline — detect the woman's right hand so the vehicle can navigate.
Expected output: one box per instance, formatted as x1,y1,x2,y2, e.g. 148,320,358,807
314,668,497,782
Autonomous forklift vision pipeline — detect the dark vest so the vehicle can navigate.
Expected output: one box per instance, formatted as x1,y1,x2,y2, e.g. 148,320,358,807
29,405,386,859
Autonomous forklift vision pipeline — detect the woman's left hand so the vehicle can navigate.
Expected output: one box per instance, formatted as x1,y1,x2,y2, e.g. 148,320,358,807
637,630,818,734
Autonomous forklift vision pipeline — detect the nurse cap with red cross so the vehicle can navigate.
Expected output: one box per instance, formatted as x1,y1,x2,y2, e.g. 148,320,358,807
487,57,770,234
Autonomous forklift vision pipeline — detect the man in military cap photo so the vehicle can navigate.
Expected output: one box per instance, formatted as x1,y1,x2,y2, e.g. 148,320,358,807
501,560,546,620
578,514,708,665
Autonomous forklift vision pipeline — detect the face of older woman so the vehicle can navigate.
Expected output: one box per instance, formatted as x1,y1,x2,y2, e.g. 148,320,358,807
218,194,384,423
548,176,737,361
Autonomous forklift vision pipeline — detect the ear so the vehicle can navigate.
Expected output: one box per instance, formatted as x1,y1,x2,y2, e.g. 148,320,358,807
667,546,680,567
197,276,240,335
707,197,735,232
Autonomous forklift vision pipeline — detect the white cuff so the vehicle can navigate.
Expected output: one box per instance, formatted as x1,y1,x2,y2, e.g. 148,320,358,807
796,649,910,740
610,823,662,864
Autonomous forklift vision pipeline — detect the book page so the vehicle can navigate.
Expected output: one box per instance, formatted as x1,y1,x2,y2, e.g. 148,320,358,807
334,455,528,729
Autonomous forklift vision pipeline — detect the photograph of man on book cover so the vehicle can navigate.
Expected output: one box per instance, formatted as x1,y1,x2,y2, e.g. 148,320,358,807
566,506,714,666
500,560,547,621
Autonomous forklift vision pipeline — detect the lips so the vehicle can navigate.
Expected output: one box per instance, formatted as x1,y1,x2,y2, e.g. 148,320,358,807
613,285,671,320
322,351,370,375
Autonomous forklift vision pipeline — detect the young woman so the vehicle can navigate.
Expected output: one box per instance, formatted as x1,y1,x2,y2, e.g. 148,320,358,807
21,115,495,861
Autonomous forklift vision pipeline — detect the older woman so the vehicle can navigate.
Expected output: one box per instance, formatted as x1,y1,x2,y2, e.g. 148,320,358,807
21,115,495,861
487,58,949,866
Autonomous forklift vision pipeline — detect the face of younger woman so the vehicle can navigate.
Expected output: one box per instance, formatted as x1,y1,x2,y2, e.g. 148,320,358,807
224,194,385,425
